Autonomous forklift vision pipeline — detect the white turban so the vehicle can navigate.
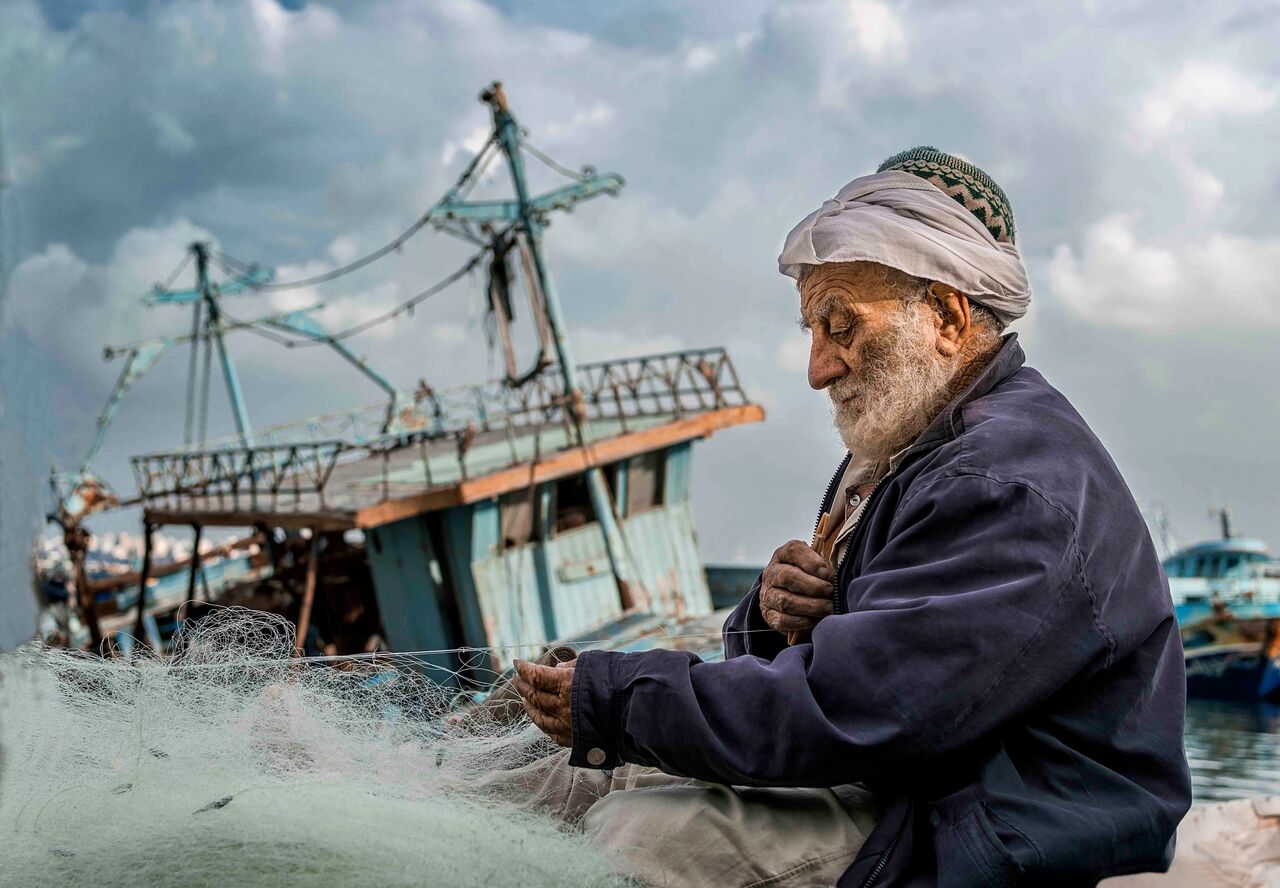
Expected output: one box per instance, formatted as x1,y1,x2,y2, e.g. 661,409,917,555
778,170,1031,327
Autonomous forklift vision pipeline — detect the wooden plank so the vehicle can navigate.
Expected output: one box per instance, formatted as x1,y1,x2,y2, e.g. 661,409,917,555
87,534,260,594
663,441,693,505
143,509,355,531
354,404,764,529
366,515,467,678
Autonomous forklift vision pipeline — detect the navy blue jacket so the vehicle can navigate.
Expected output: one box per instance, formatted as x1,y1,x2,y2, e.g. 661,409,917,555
570,336,1191,886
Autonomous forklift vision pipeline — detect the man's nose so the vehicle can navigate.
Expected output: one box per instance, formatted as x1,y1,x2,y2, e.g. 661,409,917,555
808,336,846,390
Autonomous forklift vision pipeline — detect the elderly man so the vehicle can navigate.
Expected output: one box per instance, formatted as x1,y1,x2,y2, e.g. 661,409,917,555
511,147,1191,887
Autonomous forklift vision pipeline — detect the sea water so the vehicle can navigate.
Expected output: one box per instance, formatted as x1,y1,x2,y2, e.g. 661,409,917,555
1185,698,1280,801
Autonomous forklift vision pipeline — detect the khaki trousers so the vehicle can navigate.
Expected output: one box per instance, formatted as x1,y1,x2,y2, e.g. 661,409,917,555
486,749,880,888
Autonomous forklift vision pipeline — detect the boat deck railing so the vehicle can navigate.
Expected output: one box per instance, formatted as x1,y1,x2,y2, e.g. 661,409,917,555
131,347,751,514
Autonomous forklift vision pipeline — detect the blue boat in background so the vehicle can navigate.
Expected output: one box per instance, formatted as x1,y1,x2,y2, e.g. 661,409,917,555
1164,510,1280,703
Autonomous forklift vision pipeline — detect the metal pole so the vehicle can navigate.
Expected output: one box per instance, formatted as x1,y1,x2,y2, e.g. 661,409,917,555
186,524,204,603
132,521,155,647
323,339,400,434
265,311,401,432
184,263,204,446
482,82,639,605
484,85,584,394
66,524,102,650
295,532,320,657
194,243,253,446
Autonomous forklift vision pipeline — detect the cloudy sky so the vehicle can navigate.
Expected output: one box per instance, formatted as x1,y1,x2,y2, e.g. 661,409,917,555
2,0,1279,647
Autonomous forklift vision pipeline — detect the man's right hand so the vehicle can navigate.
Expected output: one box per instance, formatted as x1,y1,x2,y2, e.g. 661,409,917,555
759,540,835,635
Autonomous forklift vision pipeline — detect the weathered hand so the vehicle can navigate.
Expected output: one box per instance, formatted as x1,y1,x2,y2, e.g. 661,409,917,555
513,658,576,747
759,540,835,635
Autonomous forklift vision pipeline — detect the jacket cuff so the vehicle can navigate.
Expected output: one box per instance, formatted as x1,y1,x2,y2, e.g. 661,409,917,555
569,649,624,770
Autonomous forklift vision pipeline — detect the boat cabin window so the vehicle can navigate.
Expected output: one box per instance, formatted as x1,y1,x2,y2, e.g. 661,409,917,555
625,451,666,515
499,469,630,547
1183,629,1216,647
499,488,539,549
552,474,597,534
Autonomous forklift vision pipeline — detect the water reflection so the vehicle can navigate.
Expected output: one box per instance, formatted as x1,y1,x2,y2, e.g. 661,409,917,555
1185,698,1280,801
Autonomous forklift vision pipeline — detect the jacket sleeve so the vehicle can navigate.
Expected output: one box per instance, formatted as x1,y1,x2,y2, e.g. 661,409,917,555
569,472,1112,785
721,573,788,661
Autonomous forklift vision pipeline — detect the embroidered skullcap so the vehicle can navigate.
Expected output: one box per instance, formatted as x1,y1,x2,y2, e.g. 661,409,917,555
877,146,1017,244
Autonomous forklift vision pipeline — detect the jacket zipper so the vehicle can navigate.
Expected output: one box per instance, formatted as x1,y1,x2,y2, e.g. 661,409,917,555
817,456,898,887
860,825,902,888
812,453,852,541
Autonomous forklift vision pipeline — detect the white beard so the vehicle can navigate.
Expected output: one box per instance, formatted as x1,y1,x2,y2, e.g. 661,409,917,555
827,302,959,462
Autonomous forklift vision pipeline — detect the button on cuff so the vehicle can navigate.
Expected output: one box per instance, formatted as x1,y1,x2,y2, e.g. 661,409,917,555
568,649,623,770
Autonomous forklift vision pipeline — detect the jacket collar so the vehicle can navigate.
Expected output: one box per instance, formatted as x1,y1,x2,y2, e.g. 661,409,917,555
905,332,1025,457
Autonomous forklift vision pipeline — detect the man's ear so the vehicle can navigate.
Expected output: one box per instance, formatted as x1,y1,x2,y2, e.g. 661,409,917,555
925,282,972,356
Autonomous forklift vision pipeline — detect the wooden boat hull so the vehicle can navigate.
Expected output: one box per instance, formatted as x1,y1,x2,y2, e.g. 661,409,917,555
1181,614,1280,703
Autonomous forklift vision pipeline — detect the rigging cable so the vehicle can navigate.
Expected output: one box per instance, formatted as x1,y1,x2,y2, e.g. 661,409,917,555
150,625,783,671
518,137,592,182
207,240,499,350
286,244,493,346
207,249,255,276
152,249,194,295
214,307,307,349
217,136,499,292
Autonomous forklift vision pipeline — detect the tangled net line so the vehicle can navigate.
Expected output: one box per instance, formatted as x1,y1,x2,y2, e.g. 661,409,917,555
0,608,628,887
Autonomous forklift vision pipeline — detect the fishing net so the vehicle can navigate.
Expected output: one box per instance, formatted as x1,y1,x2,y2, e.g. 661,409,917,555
0,608,626,887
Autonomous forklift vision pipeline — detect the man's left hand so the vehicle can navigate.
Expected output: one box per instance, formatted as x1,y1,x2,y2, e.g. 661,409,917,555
513,658,576,747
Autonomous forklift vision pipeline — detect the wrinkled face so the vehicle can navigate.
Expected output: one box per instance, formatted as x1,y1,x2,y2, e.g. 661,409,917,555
798,262,959,459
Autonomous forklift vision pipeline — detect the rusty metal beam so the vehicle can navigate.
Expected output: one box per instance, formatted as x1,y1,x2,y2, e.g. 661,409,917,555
134,403,763,530
129,348,751,512
354,404,764,529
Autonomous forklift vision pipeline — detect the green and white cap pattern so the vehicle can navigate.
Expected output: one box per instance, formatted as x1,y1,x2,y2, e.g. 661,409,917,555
877,146,1017,245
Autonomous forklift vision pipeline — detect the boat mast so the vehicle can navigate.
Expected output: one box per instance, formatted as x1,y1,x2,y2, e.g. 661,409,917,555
190,243,254,447
481,82,640,606
1217,506,1234,540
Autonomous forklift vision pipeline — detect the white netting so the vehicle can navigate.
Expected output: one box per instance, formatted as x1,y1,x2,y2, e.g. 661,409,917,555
0,608,625,887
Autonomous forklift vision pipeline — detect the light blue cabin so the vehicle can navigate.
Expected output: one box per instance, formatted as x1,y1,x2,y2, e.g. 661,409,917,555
1164,510,1280,623
366,439,716,673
